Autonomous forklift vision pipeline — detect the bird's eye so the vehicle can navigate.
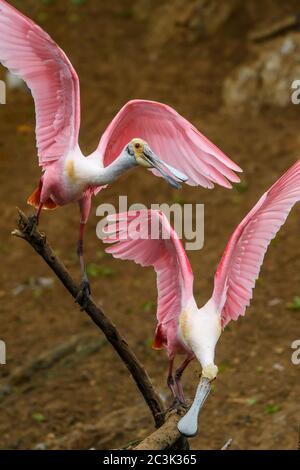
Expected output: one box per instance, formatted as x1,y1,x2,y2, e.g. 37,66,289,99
135,143,141,149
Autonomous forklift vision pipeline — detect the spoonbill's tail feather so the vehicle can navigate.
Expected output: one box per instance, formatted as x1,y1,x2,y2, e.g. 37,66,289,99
213,160,300,328
152,324,165,350
96,99,242,189
103,210,194,347
27,183,57,211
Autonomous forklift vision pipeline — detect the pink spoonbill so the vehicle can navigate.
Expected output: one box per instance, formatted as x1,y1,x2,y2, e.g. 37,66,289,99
0,0,241,306
103,160,300,437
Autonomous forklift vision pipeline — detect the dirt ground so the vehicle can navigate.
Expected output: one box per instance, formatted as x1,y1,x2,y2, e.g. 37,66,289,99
0,0,299,450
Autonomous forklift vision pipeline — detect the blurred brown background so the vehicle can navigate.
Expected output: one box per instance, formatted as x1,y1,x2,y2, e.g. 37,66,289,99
0,0,300,450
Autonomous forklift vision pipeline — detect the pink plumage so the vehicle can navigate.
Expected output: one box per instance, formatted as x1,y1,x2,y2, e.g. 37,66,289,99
0,0,241,189
103,161,300,415
97,99,242,190
0,0,242,306
0,0,80,167
213,160,300,328
104,210,194,350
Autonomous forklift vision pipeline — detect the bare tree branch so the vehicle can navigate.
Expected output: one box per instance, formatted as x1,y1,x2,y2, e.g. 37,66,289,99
12,209,165,428
249,13,300,42
134,409,188,450
221,438,233,450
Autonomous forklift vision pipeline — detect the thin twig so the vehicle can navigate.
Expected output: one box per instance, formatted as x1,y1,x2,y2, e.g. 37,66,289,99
249,13,300,43
221,438,233,450
12,209,165,427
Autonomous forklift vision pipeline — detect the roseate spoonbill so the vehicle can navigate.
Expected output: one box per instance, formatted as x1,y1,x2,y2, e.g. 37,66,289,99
103,160,300,437
0,0,241,305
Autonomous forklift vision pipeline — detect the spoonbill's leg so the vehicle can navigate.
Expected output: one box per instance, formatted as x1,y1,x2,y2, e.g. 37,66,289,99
27,202,43,236
167,359,178,400
166,359,185,409
175,356,194,404
75,195,92,309
36,202,43,223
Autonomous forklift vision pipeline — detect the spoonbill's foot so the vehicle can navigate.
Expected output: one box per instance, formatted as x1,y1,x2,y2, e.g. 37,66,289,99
170,397,188,411
156,399,188,419
26,214,39,236
76,274,91,310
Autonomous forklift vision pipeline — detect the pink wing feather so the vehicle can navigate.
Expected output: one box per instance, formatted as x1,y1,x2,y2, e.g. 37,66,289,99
213,160,300,328
97,100,242,189
103,210,194,327
0,0,80,167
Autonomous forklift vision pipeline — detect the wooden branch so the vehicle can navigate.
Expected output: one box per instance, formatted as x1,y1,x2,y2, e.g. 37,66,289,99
134,409,188,450
12,209,165,428
221,438,233,450
250,13,300,43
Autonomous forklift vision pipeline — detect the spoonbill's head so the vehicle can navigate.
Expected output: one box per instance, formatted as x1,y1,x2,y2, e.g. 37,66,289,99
126,138,188,190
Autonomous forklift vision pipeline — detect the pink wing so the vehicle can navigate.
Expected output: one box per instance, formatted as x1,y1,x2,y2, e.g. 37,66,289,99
213,160,300,328
103,210,194,327
0,0,80,167
97,99,242,189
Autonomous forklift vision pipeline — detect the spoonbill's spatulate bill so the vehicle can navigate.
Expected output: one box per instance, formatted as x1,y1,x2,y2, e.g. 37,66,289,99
103,160,300,437
0,0,242,306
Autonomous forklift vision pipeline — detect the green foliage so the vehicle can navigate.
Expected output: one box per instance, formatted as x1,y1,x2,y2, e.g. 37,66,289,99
86,263,116,278
144,337,153,348
287,296,300,311
142,301,156,312
32,413,45,423
218,360,232,374
265,403,280,415
247,397,258,406
234,181,249,193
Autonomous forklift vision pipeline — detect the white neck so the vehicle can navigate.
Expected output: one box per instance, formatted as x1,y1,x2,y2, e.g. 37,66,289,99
76,149,137,187
179,297,221,379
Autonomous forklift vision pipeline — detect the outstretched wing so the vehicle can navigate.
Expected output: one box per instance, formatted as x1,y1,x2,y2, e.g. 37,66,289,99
103,210,194,330
97,99,242,189
0,0,80,167
213,160,300,328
